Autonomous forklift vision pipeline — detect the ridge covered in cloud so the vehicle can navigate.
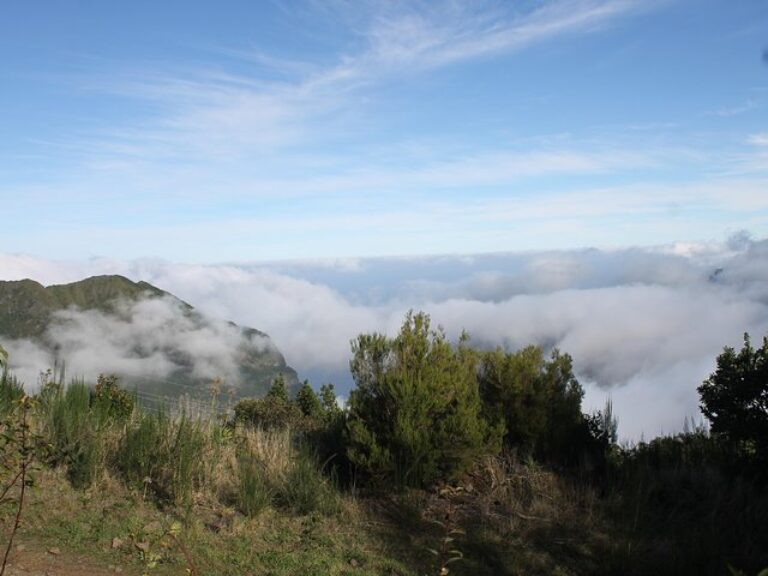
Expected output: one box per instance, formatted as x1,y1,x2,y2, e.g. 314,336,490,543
2,292,284,397
2,234,768,440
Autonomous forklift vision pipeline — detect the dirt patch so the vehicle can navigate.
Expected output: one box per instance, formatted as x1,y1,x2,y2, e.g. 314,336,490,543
2,542,135,576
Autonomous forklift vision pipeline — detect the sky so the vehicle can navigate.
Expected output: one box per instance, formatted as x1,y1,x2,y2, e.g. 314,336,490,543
1,0,767,261
2,1,768,440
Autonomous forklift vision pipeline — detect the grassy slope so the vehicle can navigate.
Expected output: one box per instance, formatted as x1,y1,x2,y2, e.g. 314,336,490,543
2,378,766,575
7,450,768,575
5,457,629,576
14,469,419,576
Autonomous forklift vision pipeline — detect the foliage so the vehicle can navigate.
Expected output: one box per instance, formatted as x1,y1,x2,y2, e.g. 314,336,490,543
319,383,341,417
91,373,135,421
604,429,768,574
295,380,322,419
116,409,207,505
347,311,500,488
0,370,24,418
39,380,110,488
698,333,768,464
233,374,304,431
478,346,585,463
234,395,303,430
266,373,290,402
279,448,340,515
236,452,274,516
0,395,37,576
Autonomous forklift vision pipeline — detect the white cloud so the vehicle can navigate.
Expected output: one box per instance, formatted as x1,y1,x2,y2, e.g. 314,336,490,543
3,234,768,439
2,293,277,394
748,133,768,147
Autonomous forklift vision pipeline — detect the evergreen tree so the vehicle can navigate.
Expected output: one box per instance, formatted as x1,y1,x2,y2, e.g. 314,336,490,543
266,373,289,402
478,346,585,462
295,380,322,419
347,311,500,487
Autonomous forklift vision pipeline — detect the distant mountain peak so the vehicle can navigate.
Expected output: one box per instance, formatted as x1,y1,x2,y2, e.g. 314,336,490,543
0,275,297,399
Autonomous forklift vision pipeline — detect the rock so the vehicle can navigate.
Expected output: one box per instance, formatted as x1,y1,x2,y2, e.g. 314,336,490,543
134,541,150,553
47,548,61,556
111,537,124,550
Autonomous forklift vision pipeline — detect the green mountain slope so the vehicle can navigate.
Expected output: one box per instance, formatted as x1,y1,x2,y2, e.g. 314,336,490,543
0,275,298,399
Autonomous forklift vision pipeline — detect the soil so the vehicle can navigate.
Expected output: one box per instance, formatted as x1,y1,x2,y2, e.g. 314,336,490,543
2,542,135,576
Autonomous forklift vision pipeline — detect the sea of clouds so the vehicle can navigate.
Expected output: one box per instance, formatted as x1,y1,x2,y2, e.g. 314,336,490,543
2,232,767,441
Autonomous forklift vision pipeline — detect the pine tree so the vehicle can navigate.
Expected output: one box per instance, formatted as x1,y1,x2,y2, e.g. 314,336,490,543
266,374,289,402
347,311,500,487
295,380,322,419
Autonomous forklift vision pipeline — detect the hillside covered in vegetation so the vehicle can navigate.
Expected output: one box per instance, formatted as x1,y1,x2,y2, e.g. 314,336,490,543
0,275,298,399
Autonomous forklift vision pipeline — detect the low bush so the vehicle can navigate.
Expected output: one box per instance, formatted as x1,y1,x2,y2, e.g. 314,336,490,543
116,409,206,505
39,380,107,489
237,453,274,516
279,448,339,515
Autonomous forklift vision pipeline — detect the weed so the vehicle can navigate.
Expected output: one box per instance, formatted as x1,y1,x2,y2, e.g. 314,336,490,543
0,395,35,576
237,453,274,516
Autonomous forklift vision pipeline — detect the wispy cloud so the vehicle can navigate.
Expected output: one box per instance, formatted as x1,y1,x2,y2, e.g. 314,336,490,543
342,0,646,74
709,98,760,118
749,133,768,146
73,0,647,163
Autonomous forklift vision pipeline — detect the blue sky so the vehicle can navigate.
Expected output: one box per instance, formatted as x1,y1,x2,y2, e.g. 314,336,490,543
1,0,767,262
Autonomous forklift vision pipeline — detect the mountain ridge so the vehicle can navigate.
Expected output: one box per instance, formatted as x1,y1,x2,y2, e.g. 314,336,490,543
0,275,298,398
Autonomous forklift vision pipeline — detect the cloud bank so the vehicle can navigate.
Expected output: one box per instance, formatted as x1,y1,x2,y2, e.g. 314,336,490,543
2,234,768,440
3,295,275,396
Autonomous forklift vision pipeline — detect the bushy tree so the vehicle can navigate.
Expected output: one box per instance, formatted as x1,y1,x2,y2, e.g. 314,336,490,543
234,396,302,430
234,375,301,430
478,346,584,462
346,311,500,487
90,374,135,421
699,333,768,462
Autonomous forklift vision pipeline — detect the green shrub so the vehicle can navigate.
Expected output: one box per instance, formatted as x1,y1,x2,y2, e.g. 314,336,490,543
280,448,339,516
606,431,768,574
237,453,274,516
346,311,500,488
40,380,106,488
295,380,322,419
478,346,585,463
116,409,206,504
90,373,135,421
234,395,302,430
0,369,24,417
